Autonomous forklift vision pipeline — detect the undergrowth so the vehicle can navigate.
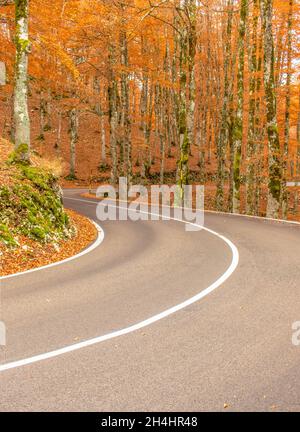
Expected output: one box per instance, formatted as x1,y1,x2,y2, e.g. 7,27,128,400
0,146,75,247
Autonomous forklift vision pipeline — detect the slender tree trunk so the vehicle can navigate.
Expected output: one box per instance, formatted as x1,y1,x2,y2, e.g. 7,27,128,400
296,91,300,176
281,0,293,218
216,0,233,211
146,84,154,174
196,33,206,179
177,22,189,194
14,0,30,161
261,0,282,218
297,92,300,175
108,43,118,184
246,0,259,215
231,0,248,213
171,15,179,160
160,42,171,184
69,108,78,178
297,92,300,144
254,31,264,215
94,77,106,164
186,0,196,155
100,113,106,163
120,27,132,183
164,41,172,160
39,90,47,140
55,107,62,154
177,0,196,195
140,38,148,177
204,11,211,166
10,94,15,143
159,133,165,184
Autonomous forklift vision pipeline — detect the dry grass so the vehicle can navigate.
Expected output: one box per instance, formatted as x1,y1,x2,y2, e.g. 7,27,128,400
31,154,66,177
0,137,65,178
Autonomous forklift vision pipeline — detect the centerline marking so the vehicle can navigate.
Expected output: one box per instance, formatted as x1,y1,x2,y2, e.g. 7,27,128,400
0,196,239,372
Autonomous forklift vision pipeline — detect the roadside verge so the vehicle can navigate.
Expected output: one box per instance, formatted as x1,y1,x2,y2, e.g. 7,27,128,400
0,211,104,280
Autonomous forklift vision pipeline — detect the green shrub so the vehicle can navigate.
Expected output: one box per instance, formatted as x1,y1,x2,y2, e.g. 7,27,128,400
0,159,74,246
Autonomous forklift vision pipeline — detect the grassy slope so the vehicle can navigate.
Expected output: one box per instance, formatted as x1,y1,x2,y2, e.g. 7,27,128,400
0,139,75,248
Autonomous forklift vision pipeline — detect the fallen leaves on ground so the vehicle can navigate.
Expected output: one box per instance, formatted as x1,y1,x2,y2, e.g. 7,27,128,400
0,209,97,277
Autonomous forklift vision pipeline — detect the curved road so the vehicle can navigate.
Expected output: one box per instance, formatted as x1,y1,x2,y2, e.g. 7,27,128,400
0,189,300,411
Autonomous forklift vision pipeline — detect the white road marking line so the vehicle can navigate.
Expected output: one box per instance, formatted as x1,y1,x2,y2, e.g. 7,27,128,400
205,209,300,225
74,190,300,226
0,221,105,281
0,197,239,372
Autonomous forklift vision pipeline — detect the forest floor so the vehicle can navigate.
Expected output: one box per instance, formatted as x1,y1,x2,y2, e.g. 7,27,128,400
0,139,97,277
1,99,299,228
0,208,97,277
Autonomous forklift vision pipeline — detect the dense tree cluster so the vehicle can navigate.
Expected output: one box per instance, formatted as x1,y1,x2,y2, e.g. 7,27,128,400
1,0,300,218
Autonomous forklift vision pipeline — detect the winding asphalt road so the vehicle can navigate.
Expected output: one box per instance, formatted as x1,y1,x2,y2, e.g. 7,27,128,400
0,188,300,411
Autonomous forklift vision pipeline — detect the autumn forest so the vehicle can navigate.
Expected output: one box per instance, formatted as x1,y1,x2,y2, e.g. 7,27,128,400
1,0,300,219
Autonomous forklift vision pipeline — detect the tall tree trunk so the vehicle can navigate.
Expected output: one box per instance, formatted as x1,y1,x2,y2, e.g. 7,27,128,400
39,90,47,140
120,27,132,184
14,0,30,161
177,0,196,196
261,0,282,218
94,76,106,164
254,30,264,215
196,31,206,180
100,112,106,163
146,84,154,175
55,106,62,154
69,108,78,179
108,43,118,184
246,0,259,215
171,15,180,160
297,92,300,175
216,0,233,211
177,22,189,194
297,92,300,145
160,42,171,184
186,0,196,156
231,0,248,213
281,0,293,218
140,37,148,177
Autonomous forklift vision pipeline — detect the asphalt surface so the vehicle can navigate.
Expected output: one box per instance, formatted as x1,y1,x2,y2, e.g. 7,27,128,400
0,188,300,411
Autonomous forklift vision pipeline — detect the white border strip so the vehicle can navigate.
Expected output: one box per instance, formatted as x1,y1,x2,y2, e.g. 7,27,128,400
205,209,300,226
0,198,239,372
0,220,104,281
80,191,300,226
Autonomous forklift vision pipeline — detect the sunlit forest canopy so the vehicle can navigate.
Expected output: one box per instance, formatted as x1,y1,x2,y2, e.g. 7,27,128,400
1,0,300,219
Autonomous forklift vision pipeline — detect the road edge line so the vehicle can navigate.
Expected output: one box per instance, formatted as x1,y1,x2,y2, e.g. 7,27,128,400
0,197,239,372
0,220,105,281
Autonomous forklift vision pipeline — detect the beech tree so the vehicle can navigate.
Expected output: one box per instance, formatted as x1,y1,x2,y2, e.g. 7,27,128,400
177,0,197,195
1,0,299,220
230,0,248,213
14,0,30,160
261,0,282,218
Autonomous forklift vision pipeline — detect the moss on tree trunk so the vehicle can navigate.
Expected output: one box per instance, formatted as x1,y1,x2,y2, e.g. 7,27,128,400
14,0,30,162
261,0,282,218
